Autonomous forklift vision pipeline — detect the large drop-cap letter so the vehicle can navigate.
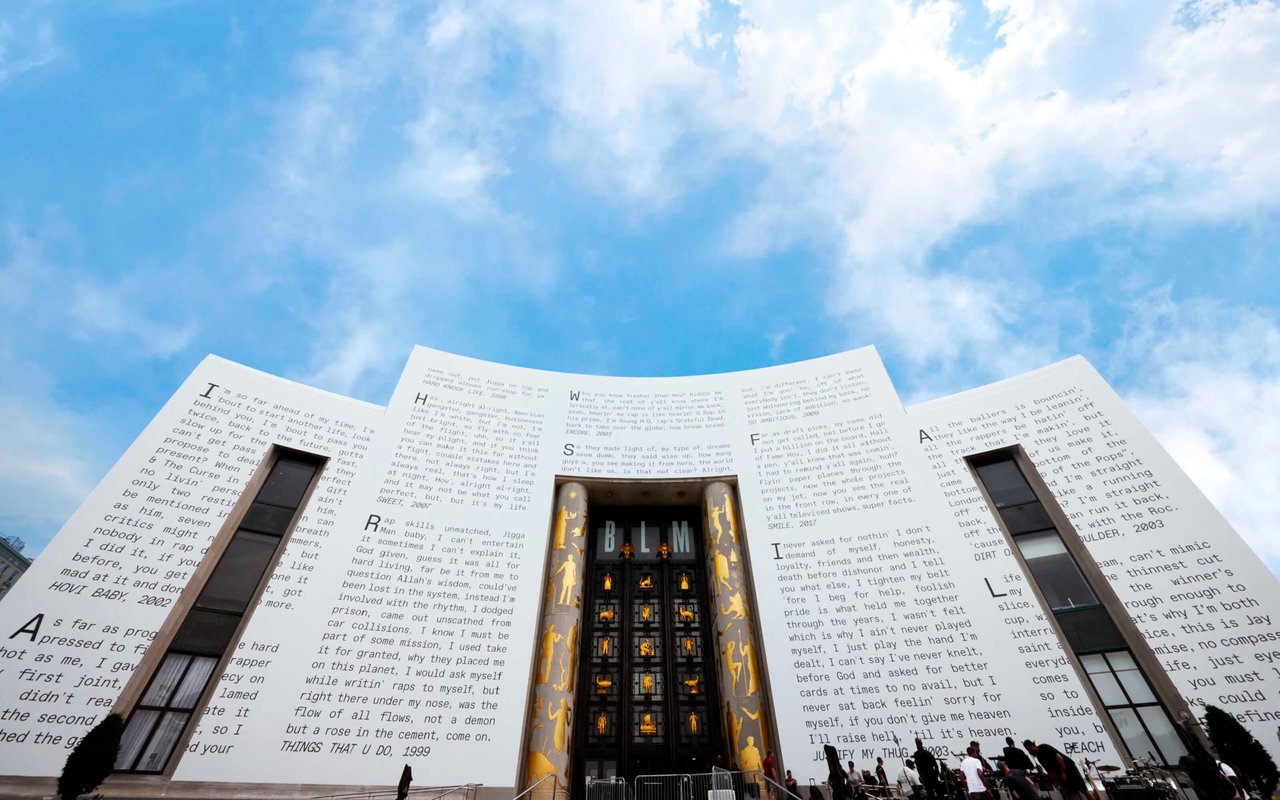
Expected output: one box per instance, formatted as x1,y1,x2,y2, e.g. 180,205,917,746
10,613,43,642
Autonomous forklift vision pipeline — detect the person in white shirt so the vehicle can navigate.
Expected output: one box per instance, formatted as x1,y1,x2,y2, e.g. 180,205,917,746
897,759,923,797
1218,760,1245,800
960,746,988,799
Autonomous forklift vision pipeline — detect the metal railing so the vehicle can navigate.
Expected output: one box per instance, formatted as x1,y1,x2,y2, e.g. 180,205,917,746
312,781,481,800
623,769,778,800
514,773,569,800
758,772,800,800
588,776,634,800
636,773,693,800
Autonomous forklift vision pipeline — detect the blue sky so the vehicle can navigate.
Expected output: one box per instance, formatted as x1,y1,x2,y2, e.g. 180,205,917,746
1,1,1277,571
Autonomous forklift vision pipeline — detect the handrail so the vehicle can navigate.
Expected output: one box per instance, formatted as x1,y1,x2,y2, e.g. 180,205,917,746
312,781,481,800
758,773,795,794
510,773,565,800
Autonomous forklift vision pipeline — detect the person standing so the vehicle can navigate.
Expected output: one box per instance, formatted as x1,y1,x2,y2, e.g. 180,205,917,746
784,770,800,799
876,758,890,789
826,745,851,800
763,751,778,800
999,763,1040,800
1002,737,1035,772
960,747,988,800
914,738,942,800
969,741,993,773
898,759,923,798
1025,740,1088,800
1217,759,1246,800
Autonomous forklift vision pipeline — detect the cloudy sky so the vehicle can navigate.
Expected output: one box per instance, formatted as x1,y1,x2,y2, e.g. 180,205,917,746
1,0,1277,572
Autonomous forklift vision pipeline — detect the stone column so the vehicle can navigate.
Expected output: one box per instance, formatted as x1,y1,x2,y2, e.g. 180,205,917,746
524,482,588,792
704,481,771,776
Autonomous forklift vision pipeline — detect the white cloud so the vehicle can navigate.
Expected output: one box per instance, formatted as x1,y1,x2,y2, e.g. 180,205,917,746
461,0,1279,379
766,323,793,361
71,281,198,358
0,14,62,84
1115,290,1280,571
254,1,542,397
250,2,1280,579
512,0,724,208
0,221,106,553
707,0,1280,372
0,393,98,553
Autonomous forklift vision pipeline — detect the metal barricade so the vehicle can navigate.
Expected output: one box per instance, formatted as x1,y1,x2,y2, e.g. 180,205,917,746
694,768,734,800
680,769,762,800
630,768,804,800
636,773,694,800
589,776,635,800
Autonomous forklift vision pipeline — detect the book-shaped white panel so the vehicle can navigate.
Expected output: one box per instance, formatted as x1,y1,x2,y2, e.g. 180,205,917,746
907,357,1280,761
0,356,382,778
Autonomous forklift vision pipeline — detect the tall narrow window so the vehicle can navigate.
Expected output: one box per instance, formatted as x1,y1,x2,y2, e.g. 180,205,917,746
970,451,1188,766
115,451,322,773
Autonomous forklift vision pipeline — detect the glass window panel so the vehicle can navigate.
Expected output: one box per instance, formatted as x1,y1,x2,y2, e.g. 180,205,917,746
171,610,240,656
1088,671,1127,706
140,653,191,706
255,458,316,508
1115,669,1157,704
1105,651,1138,671
1000,502,1055,535
239,502,294,536
1015,531,1068,559
1020,536,1098,610
1109,707,1158,764
1026,553,1098,609
1058,608,1126,652
116,709,160,770
975,460,1036,508
196,531,278,613
1137,706,1188,764
170,655,218,709
1080,654,1109,674
134,711,189,773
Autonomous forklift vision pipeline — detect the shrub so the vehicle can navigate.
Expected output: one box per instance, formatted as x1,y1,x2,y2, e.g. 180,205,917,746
1204,705,1278,798
57,712,124,800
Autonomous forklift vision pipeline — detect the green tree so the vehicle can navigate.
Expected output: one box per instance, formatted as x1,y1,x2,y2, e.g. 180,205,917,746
57,712,124,800
1204,705,1278,798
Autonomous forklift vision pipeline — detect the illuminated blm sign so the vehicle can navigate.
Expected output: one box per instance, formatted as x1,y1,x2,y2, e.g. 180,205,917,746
595,515,697,562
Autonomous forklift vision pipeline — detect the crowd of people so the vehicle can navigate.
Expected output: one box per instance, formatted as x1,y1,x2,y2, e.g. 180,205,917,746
796,737,1094,800
767,733,1255,800
752,727,1254,800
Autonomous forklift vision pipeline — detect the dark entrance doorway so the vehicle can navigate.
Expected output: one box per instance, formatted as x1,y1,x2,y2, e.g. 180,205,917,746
573,506,723,792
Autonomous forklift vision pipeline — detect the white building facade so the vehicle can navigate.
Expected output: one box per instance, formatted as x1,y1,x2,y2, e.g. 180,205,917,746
0,346,1275,798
